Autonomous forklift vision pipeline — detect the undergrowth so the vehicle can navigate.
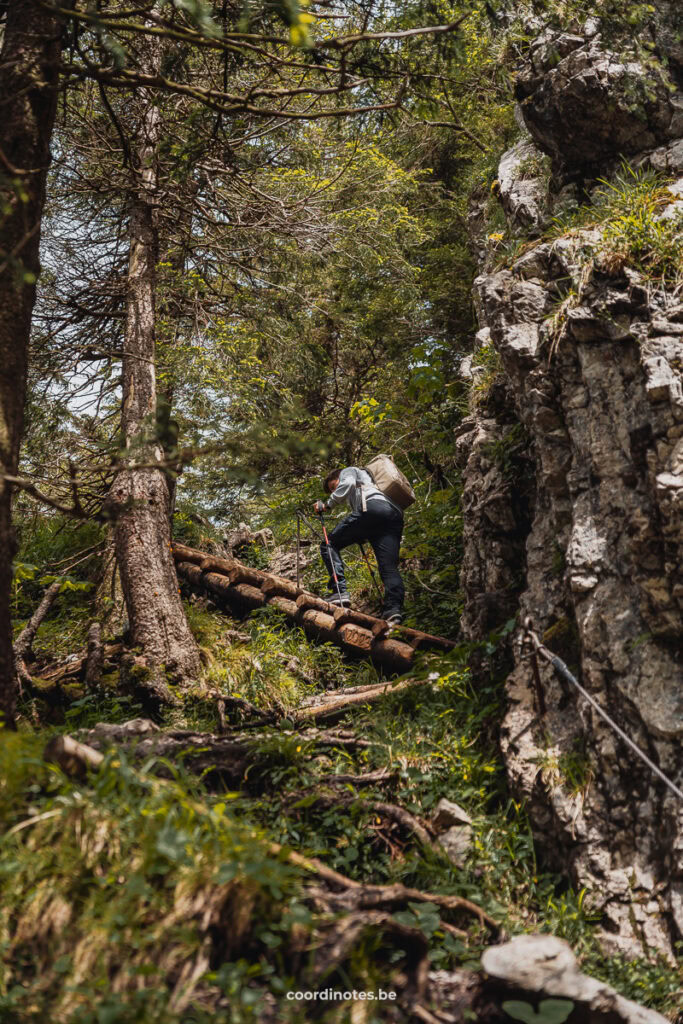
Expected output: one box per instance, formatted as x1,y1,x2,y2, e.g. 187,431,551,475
9,595,682,1020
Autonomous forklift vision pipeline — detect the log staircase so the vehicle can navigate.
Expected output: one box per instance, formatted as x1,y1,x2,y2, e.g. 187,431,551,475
173,542,456,674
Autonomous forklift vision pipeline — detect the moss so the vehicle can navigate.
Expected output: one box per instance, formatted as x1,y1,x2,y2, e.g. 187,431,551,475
551,543,566,577
126,662,152,682
62,682,85,702
542,615,581,668
99,671,120,691
29,675,57,693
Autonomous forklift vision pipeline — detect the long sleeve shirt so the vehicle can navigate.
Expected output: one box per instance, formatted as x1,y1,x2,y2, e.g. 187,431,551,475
326,466,397,515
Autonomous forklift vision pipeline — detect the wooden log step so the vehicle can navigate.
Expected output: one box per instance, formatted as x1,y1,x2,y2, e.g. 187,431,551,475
173,542,206,566
173,543,456,674
370,619,456,653
267,595,299,617
199,555,239,575
262,577,301,600
298,607,337,642
296,593,336,615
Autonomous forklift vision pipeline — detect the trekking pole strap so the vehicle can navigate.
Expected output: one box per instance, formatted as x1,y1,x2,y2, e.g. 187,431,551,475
522,617,683,804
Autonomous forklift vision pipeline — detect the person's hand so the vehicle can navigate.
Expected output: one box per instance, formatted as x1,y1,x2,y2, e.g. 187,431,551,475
314,500,326,514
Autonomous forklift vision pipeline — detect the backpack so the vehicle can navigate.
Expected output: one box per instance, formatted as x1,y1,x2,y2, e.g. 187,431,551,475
363,454,416,511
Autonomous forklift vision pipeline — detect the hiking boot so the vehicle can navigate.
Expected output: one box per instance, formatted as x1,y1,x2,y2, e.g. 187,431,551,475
385,612,402,627
324,590,351,607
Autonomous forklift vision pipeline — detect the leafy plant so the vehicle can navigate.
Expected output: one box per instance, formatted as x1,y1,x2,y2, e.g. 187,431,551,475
503,999,574,1024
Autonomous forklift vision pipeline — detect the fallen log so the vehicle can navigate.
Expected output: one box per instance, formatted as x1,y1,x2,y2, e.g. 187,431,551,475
290,675,430,723
321,767,397,786
43,734,105,777
72,720,376,785
40,643,124,684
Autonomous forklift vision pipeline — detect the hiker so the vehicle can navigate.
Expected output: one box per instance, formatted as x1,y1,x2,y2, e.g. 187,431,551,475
314,466,405,625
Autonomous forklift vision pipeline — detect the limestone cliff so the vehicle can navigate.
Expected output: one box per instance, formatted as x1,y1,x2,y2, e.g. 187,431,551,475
459,6,683,959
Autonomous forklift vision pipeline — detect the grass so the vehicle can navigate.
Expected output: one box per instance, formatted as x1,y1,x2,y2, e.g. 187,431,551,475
6,590,683,1020
549,164,682,287
8,499,683,1022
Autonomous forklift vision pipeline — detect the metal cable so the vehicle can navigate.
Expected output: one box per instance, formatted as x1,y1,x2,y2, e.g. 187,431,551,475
523,619,683,805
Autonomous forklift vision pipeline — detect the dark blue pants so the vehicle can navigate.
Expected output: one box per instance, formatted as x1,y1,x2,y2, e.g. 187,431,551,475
320,499,405,617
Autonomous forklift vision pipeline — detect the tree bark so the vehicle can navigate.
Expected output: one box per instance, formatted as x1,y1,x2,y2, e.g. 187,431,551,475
84,622,104,689
0,1,61,728
107,32,200,683
95,526,126,635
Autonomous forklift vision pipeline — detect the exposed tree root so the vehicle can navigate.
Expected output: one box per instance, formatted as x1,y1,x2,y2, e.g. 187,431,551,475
289,789,436,849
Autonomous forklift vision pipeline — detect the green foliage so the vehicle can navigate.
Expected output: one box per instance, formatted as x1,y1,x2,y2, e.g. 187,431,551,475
550,164,682,286
0,734,305,1023
470,343,504,408
585,948,683,1015
503,999,574,1024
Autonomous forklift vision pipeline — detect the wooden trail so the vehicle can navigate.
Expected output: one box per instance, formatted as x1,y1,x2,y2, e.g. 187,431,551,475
172,542,456,674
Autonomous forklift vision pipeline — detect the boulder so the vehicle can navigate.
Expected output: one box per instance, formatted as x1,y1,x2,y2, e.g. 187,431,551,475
432,798,472,831
516,33,681,174
481,935,669,1024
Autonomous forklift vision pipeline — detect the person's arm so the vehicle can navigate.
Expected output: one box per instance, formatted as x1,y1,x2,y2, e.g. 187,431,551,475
326,467,356,509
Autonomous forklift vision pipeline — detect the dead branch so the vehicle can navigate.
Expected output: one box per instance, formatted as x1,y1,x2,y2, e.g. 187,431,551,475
13,578,64,693
14,579,63,664
320,767,397,786
43,734,104,777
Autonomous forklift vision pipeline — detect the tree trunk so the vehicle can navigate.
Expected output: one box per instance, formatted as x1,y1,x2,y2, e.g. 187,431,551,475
0,1,61,728
107,34,200,683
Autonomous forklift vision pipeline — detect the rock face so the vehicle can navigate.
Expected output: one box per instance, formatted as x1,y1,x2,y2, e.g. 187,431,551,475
516,27,683,176
459,9,683,959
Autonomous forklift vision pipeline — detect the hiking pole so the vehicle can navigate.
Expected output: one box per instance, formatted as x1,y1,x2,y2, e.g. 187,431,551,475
296,514,301,589
317,506,345,604
359,542,383,603
295,508,323,541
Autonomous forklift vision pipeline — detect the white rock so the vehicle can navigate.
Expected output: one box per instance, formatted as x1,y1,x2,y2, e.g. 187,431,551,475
481,935,669,1023
432,798,472,830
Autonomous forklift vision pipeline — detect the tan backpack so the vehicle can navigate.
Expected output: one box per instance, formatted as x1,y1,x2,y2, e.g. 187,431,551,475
364,454,416,511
